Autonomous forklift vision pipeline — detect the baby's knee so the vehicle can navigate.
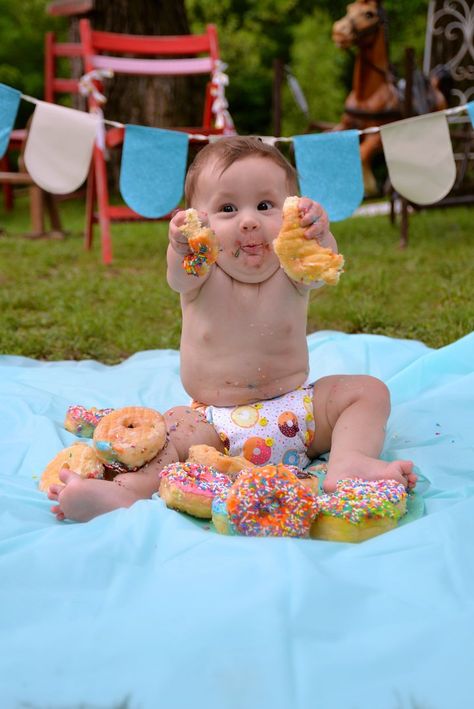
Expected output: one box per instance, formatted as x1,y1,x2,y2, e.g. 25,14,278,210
163,405,224,460
357,375,390,409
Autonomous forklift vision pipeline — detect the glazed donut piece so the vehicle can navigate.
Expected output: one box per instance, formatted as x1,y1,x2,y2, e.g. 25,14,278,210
64,405,114,438
159,462,232,519
180,208,219,277
93,406,166,472
310,478,408,543
273,196,344,285
39,442,104,492
187,444,249,480
215,464,319,537
285,465,319,495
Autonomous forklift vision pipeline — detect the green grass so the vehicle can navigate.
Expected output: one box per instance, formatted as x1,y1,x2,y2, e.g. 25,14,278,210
0,194,472,363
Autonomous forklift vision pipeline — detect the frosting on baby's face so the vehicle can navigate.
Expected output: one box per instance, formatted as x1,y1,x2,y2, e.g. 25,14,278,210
192,156,290,283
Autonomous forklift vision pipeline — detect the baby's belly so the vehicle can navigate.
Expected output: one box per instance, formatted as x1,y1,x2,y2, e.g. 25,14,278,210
181,348,309,407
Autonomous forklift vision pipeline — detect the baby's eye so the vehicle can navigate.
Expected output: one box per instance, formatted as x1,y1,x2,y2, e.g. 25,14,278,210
219,204,237,213
257,200,273,211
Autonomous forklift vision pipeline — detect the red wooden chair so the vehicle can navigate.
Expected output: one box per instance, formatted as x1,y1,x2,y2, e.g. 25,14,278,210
44,31,83,106
78,18,233,264
0,32,83,235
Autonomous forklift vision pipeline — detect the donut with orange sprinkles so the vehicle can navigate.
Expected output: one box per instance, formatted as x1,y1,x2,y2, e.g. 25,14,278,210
222,465,319,537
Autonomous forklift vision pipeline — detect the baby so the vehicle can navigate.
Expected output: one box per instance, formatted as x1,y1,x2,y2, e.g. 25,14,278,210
49,136,416,522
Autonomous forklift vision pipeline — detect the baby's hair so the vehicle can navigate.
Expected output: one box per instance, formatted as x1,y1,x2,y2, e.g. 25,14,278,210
185,136,299,205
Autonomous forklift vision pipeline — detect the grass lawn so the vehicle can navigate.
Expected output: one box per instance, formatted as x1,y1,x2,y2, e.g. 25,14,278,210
0,194,472,363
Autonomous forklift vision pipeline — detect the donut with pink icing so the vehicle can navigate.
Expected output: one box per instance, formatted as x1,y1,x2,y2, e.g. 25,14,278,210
159,462,232,519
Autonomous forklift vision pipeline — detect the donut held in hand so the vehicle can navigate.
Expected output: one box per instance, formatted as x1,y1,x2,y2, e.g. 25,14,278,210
64,404,114,438
159,461,232,519
273,196,344,285
93,406,167,473
310,478,408,543
39,442,104,492
213,464,319,537
180,208,219,277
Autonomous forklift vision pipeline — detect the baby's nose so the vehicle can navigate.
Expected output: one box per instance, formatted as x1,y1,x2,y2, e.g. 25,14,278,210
240,215,259,231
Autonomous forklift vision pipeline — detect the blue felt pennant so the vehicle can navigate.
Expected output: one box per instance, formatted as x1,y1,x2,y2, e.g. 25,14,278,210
0,83,21,159
120,125,189,218
293,130,364,221
466,101,474,128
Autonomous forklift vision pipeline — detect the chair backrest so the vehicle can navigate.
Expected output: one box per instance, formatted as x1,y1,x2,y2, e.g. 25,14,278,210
78,18,224,131
44,32,84,105
423,0,474,106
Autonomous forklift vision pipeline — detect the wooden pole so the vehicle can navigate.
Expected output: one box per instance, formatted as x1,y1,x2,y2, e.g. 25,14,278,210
399,47,415,248
272,58,284,138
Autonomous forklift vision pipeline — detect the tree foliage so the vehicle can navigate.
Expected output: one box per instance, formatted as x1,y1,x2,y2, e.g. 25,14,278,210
0,0,431,134
187,0,431,134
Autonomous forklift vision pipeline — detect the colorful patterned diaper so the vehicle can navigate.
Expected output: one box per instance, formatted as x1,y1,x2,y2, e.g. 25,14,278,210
196,384,315,468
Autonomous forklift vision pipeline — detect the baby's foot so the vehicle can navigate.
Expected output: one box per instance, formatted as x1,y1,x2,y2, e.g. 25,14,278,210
47,468,140,522
324,453,416,493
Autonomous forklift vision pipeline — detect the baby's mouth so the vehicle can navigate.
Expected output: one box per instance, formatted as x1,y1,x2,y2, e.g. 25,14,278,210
240,242,265,255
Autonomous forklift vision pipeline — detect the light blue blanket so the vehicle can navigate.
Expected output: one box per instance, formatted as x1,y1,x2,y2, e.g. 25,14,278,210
1,331,473,709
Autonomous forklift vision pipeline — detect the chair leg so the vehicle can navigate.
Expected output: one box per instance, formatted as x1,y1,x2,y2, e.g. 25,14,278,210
399,198,409,248
84,165,96,251
0,157,14,211
92,146,113,264
43,191,64,237
29,184,45,236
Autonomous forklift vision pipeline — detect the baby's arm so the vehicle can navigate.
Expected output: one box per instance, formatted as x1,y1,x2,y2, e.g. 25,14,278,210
167,210,213,294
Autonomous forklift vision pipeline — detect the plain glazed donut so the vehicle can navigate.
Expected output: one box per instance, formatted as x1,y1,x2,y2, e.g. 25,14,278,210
64,404,114,438
187,444,249,480
93,406,166,472
273,196,344,285
180,208,219,277
39,442,104,492
310,478,408,543
215,464,319,537
159,462,232,519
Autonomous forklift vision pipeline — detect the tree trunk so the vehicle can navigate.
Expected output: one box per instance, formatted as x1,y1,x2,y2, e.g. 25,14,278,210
69,0,205,129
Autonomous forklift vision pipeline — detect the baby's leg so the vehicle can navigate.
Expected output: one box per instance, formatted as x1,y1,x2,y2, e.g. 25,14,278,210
48,405,224,522
307,375,416,492
48,469,142,522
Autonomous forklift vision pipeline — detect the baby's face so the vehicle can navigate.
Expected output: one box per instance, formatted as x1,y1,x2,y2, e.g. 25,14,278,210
193,155,289,283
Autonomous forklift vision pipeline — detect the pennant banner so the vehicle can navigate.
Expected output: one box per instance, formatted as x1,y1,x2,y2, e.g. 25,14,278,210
24,102,99,194
293,130,364,221
120,125,189,218
380,112,456,205
0,84,21,159
0,83,471,218
467,101,474,127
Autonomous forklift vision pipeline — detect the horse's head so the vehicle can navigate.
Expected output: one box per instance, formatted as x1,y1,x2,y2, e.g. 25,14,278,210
332,0,384,49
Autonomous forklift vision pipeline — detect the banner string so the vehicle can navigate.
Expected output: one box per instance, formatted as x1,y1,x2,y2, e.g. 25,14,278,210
20,92,470,142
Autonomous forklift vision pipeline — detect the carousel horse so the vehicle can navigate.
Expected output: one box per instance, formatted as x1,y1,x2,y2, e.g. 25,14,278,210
331,0,448,196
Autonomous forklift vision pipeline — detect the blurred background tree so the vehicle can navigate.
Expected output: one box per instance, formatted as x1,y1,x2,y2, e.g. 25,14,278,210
0,0,431,134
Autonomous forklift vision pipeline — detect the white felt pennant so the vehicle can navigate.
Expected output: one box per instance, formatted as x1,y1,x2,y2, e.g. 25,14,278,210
24,102,99,194
380,112,456,205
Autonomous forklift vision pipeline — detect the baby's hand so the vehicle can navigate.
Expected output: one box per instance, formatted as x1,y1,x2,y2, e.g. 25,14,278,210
298,197,331,248
169,210,209,256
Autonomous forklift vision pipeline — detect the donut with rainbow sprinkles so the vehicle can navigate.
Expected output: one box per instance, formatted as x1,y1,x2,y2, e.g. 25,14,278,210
310,478,408,543
213,464,319,537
